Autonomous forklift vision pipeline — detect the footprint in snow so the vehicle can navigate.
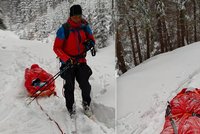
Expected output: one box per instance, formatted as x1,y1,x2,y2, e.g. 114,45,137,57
100,89,107,95
1,46,6,49
104,83,110,88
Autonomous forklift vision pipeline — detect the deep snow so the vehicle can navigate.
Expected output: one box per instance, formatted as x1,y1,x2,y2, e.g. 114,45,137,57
117,42,200,134
0,30,115,134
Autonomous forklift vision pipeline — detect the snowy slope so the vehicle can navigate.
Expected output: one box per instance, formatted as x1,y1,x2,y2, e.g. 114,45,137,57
117,42,200,134
0,30,115,134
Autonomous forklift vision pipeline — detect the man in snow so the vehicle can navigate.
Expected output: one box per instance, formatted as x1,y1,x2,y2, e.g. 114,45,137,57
53,5,95,117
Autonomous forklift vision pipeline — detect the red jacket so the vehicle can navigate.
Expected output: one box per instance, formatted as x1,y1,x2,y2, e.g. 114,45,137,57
53,18,95,63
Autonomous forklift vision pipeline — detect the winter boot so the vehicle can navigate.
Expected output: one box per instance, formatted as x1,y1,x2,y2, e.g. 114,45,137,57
82,102,92,117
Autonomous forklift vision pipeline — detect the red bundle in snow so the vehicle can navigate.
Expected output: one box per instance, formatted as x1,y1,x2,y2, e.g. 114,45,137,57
161,88,200,134
24,64,56,97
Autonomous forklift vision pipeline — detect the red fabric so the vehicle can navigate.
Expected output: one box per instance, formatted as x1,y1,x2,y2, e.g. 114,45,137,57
161,88,200,134
53,37,70,62
53,18,95,63
24,64,56,97
161,115,200,134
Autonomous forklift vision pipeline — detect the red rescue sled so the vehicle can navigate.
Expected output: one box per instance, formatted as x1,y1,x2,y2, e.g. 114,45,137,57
161,88,200,134
24,64,56,97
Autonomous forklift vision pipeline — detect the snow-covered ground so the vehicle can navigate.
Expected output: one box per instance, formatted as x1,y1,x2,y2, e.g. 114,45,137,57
0,30,115,134
117,42,200,134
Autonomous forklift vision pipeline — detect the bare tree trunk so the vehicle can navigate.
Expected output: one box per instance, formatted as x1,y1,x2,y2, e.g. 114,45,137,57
150,30,155,53
155,0,166,53
110,0,115,34
162,18,170,52
112,0,114,9
163,18,172,51
146,27,150,59
133,18,142,63
198,1,200,40
116,29,127,74
180,9,186,46
185,20,189,44
127,20,138,66
157,15,165,53
177,9,181,48
193,0,197,42
169,26,175,50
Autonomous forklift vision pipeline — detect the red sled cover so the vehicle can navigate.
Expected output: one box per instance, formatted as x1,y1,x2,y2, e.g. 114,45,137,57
24,64,56,97
161,88,200,134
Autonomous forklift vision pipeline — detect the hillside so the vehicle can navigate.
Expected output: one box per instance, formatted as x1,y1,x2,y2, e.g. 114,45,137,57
117,42,200,134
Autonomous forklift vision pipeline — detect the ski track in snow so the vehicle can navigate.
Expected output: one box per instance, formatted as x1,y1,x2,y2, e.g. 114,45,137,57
0,30,115,134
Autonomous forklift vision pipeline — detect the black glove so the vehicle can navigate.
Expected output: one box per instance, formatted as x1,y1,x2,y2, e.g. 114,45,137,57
83,40,95,51
65,58,74,66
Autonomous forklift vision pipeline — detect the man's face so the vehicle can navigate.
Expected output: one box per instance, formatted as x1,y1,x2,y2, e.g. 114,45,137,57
71,15,82,23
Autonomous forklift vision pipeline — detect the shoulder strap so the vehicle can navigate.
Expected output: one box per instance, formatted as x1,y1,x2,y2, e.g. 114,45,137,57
62,21,89,40
62,23,70,40
81,20,88,33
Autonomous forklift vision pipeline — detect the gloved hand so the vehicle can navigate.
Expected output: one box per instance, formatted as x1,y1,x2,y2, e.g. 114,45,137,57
83,40,95,51
65,58,76,66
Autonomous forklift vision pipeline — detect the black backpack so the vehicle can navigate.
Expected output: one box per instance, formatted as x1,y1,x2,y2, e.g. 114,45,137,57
62,22,87,39
62,23,71,40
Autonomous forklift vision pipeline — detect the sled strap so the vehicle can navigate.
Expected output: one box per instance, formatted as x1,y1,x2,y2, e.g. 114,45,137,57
192,113,200,118
165,102,171,117
170,117,178,134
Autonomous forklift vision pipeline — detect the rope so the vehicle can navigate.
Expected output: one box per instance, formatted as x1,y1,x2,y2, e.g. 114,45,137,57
193,113,200,118
169,117,178,134
36,99,65,134
62,80,65,97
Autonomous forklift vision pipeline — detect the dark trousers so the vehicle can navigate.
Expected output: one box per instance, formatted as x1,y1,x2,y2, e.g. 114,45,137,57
60,63,92,111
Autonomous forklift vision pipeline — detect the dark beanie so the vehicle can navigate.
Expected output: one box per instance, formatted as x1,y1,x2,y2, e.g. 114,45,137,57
70,5,82,17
